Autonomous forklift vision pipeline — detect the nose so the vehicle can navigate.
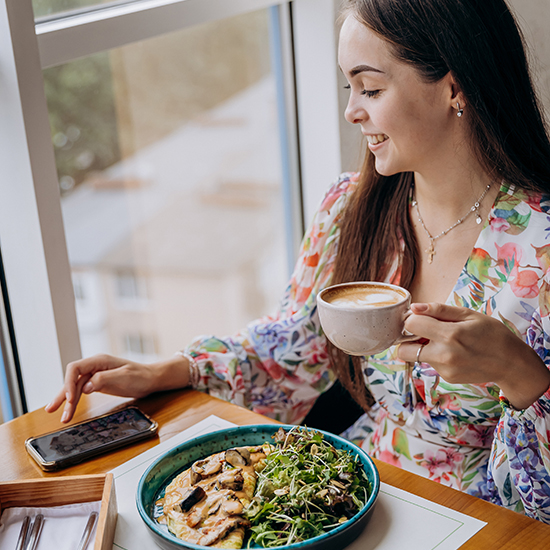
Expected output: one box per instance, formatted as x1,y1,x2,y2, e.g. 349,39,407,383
344,93,367,125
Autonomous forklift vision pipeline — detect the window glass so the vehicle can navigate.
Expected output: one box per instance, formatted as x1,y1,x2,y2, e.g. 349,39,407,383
33,0,128,19
115,271,147,301
122,333,157,360
45,9,288,361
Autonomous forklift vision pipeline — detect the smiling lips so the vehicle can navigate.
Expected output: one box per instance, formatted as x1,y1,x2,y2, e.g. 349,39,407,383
366,133,388,145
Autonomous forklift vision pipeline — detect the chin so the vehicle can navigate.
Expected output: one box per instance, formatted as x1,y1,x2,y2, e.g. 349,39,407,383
373,160,400,177
372,152,410,177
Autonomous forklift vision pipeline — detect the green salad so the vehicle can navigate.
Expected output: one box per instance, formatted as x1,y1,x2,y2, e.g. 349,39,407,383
245,427,371,548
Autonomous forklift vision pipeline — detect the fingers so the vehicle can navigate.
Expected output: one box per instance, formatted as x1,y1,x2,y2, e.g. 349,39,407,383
399,303,474,366
398,339,431,364
44,387,67,413
46,354,153,423
64,370,95,422
405,303,475,342
411,302,472,322
60,397,77,423
57,369,113,424
45,354,123,423
63,354,117,403
45,387,77,423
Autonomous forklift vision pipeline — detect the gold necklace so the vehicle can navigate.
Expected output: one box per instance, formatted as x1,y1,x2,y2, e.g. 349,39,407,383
412,183,491,264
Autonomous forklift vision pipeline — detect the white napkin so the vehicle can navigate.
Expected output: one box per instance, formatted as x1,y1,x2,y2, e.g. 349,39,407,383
0,501,101,549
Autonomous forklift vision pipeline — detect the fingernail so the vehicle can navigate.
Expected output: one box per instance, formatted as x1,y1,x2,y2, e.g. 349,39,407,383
83,381,93,393
61,411,69,422
414,303,428,312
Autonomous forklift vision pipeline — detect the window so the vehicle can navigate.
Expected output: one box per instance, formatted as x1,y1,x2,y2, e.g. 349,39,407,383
122,332,156,358
115,272,146,302
33,0,130,19
53,8,290,359
0,0,344,412
0,252,25,419
73,273,86,302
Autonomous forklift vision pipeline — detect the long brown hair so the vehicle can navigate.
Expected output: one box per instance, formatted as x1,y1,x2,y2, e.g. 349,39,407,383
330,0,550,412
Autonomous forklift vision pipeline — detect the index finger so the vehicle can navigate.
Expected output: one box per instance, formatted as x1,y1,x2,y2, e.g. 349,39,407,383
45,369,92,421
63,358,94,405
61,371,93,423
44,386,68,414
405,304,471,342
44,360,94,418
63,354,120,403
411,302,473,322
403,313,442,342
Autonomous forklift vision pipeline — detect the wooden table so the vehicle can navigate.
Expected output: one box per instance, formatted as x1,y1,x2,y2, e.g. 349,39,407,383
1,389,549,549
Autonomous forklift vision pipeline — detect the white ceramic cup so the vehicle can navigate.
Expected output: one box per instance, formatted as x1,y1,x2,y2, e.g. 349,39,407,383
316,281,418,356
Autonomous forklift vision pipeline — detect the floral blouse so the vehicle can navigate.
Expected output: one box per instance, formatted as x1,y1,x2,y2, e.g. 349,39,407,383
185,173,550,523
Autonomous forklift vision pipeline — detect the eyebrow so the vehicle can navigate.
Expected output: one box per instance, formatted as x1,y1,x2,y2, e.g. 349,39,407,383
349,64,385,77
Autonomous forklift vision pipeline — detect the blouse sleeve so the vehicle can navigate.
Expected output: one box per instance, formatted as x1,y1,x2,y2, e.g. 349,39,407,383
489,308,550,523
183,173,359,424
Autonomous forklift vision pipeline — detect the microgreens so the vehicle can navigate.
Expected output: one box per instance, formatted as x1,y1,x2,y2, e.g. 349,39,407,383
245,427,371,548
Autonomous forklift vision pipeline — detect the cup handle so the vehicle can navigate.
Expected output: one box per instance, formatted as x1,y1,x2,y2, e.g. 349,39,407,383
396,309,419,344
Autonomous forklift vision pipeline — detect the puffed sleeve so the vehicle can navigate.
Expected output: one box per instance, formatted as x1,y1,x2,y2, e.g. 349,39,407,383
183,173,360,424
488,308,550,523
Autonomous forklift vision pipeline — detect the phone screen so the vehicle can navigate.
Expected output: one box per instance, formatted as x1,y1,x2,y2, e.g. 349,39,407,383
28,407,155,464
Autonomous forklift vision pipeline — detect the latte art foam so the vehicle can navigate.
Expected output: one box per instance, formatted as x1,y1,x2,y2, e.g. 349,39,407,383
329,292,400,308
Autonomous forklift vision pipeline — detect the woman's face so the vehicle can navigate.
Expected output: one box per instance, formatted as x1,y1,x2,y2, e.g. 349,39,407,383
338,15,457,177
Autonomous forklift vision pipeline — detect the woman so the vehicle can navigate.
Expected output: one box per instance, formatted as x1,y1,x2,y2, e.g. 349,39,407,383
47,0,550,522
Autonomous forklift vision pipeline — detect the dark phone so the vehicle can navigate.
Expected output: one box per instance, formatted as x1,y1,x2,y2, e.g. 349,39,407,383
25,406,158,471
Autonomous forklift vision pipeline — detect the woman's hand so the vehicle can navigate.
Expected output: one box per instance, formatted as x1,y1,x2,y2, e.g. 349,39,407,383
45,353,190,423
397,303,550,410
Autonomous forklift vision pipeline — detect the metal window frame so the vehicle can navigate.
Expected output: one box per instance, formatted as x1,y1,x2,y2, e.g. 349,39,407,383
0,247,26,418
36,0,285,68
0,0,343,412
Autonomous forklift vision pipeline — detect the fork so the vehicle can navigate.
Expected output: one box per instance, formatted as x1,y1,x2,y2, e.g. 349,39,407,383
24,514,44,550
15,516,31,550
76,512,98,550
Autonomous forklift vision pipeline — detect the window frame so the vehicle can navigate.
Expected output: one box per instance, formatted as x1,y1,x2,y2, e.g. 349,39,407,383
0,0,344,412
36,0,284,68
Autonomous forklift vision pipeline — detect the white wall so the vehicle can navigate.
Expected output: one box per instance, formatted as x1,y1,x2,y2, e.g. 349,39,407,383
509,0,550,120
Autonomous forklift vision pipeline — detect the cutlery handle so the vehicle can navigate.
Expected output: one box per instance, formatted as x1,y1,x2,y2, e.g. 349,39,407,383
25,515,44,550
15,516,31,550
77,512,98,550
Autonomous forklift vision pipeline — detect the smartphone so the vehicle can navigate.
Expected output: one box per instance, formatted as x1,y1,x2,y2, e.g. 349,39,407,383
25,406,158,471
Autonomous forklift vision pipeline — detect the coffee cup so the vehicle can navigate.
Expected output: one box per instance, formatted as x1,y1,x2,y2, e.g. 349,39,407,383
316,281,418,356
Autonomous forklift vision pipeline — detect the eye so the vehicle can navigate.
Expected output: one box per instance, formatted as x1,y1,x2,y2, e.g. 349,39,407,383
361,89,381,98
343,84,351,90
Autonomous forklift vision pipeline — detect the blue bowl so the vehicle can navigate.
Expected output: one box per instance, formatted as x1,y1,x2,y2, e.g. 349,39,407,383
136,424,380,550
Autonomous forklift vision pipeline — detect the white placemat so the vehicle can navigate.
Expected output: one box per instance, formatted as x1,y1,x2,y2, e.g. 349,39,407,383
110,415,486,550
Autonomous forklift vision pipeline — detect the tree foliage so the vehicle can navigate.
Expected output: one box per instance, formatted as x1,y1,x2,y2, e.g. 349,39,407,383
43,53,120,192
33,0,113,18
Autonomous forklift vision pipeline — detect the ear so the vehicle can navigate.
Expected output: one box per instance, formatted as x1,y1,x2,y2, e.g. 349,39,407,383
447,72,466,112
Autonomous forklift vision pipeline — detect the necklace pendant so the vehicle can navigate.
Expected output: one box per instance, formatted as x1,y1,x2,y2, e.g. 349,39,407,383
426,242,435,264
413,182,492,265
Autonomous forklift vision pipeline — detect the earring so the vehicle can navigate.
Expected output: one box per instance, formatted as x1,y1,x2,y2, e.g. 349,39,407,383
456,102,464,118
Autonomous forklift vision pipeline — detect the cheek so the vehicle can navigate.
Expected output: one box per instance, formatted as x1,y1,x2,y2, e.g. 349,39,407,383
390,108,445,148
372,110,401,137
374,98,424,141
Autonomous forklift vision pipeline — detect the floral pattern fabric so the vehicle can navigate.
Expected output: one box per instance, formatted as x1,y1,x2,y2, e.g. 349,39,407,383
185,173,550,522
